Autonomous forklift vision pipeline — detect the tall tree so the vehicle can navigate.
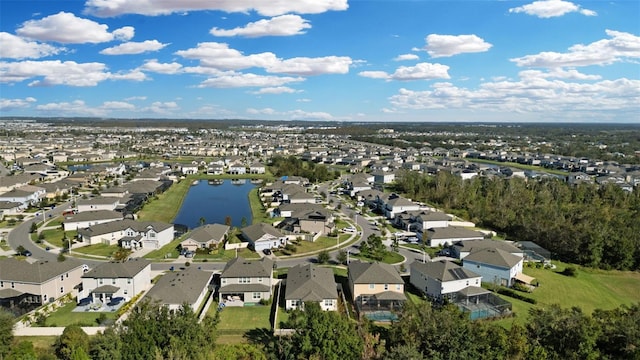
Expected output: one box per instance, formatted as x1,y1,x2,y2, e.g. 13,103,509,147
54,325,89,360
0,309,13,359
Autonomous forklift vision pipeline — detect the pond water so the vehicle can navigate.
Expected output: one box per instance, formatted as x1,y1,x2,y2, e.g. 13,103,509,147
173,179,255,229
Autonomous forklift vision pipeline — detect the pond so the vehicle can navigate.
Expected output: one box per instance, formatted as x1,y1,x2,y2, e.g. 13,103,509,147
173,179,255,229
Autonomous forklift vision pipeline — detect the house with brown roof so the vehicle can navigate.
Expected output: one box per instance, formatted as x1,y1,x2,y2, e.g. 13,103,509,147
145,267,213,311
425,226,485,248
348,262,406,319
241,223,287,252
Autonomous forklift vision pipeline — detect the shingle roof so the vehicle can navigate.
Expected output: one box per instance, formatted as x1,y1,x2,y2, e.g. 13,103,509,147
221,257,273,278
185,223,230,244
285,264,337,302
463,248,523,269
427,226,484,240
0,258,83,283
145,268,213,306
454,239,521,254
348,262,403,285
77,219,172,237
64,210,122,223
219,283,271,293
82,258,150,279
241,223,284,243
411,260,480,282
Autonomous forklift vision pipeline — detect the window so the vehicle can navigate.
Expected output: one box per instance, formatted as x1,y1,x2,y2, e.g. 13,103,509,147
396,284,401,291
60,287,64,293
66,273,68,278
112,279,116,285
0,281,3,288
221,279,227,285
252,292,261,300
127,279,131,284
323,299,333,307
11,282,14,289
475,279,479,285
43,294,47,302
369,284,375,289
384,284,389,291
466,281,469,286
240,277,250,284
124,289,128,295
60,275,64,281
99,279,103,285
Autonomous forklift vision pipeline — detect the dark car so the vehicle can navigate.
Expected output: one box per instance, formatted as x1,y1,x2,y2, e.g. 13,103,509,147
107,297,124,306
263,249,272,255
23,250,32,257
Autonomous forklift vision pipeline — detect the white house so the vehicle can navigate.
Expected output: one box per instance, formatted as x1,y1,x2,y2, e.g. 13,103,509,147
76,219,174,249
79,258,151,304
241,223,287,252
228,162,246,175
410,260,482,300
383,196,421,219
462,248,524,287
425,227,485,248
0,186,45,207
62,210,123,232
76,197,121,213
285,264,338,311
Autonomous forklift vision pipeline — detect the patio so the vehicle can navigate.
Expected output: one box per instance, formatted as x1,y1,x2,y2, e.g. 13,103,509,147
73,298,125,313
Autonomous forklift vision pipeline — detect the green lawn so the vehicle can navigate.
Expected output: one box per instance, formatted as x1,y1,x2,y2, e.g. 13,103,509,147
40,228,76,248
491,261,640,328
211,304,272,331
249,188,269,224
351,251,405,265
193,248,261,261
143,237,183,260
45,217,64,227
43,301,118,327
466,158,568,176
72,243,119,257
137,177,192,223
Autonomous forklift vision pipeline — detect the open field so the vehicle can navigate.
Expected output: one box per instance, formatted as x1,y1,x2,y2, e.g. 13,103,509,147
492,261,640,328
137,177,193,223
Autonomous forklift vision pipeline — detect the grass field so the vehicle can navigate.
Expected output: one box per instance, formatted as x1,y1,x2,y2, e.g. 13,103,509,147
43,301,118,327
492,261,640,328
137,177,192,223
249,188,268,224
466,158,568,176
351,251,405,265
72,243,119,258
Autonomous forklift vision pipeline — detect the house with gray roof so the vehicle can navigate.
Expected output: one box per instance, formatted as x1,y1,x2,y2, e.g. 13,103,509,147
145,267,213,311
0,186,45,207
0,258,84,311
0,201,24,216
285,264,338,311
462,248,524,287
180,223,230,252
410,260,481,300
451,239,524,260
425,226,485,248
348,262,406,318
76,218,174,249
218,257,274,306
62,210,123,232
241,223,287,252
79,258,151,304
76,196,122,213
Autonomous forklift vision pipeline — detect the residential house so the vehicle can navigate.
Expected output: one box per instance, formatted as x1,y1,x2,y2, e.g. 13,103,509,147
249,162,266,174
0,258,84,310
0,201,24,216
371,171,396,184
394,210,451,232
79,258,151,304
382,195,420,219
241,223,288,252
462,248,524,287
145,267,213,311
180,223,230,252
228,162,246,175
181,164,199,175
218,257,274,306
410,260,481,300
76,219,174,249
451,239,524,260
425,227,485,248
76,196,121,213
0,186,45,207
348,262,406,318
62,210,123,232
285,264,338,311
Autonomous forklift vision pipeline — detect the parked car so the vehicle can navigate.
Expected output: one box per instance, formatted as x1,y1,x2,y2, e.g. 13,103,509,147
263,249,272,255
22,250,32,257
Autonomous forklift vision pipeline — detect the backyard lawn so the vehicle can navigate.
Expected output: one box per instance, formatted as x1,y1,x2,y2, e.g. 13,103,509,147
492,260,640,328
72,243,119,258
43,301,118,327
208,303,273,344
137,177,192,223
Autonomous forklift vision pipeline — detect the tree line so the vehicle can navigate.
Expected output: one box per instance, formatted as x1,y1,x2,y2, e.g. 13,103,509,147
3,301,638,359
393,170,640,270
269,156,340,183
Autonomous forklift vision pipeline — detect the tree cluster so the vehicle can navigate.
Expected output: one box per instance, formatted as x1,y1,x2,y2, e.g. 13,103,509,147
269,156,339,183
394,171,640,270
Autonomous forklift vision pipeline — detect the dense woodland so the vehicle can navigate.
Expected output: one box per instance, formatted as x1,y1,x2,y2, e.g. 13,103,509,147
2,301,639,359
394,170,640,271
269,156,340,183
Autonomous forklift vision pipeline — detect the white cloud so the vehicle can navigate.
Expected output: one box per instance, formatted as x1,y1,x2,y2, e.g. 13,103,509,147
388,72,640,119
100,40,168,55
143,101,179,114
211,15,311,38
359,62,450,81
509,0,597,18
250,86,299,94
0,97,36,111
519,68,601,80
139,59,183,74
0,32,62,59
16,12,131,44
36,100,106,116
84,0,348,17
425,34,493,58
124,96,147,101
245,107,334,120
112,26,135,41
101,101,135,110
247,107,277,115
176,42,352,75
0,60,147,86
296,98,311,102
393,54,419,61
511,30,640,68
266,56,351,75
197,72,304,88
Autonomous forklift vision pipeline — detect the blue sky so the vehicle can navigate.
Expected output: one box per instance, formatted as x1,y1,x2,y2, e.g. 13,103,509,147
1,0,638,123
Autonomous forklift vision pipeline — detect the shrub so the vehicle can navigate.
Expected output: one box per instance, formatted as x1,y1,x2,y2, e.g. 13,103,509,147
561,266,578,277
494,287,537,304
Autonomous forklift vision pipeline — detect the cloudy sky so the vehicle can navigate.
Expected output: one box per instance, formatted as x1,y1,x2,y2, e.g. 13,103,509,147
1,0,638,122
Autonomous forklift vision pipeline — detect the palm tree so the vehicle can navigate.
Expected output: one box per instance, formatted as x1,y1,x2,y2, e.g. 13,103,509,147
199,217,206,226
